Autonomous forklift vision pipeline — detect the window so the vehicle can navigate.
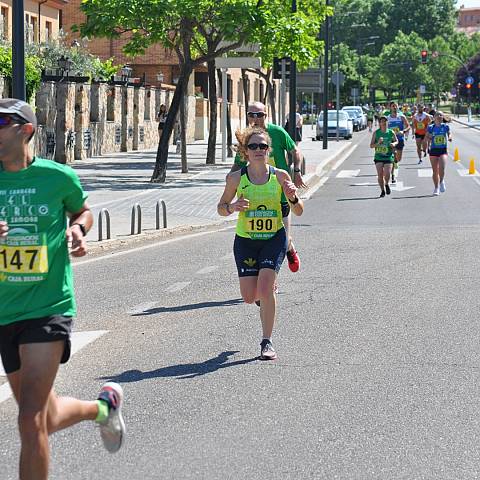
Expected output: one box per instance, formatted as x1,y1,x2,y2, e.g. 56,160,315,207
30,16,38,42
45,21,52,41
24,14,34,43
1,7,8,39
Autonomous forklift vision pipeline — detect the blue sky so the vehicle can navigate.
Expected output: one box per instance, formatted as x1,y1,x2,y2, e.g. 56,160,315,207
458,0,480,7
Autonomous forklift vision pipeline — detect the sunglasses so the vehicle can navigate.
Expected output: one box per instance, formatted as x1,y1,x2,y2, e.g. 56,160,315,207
0,115,25,128
247,112,265,118
247,143,269,151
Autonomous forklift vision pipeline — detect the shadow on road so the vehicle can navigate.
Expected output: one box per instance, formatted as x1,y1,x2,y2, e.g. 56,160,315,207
392,195,433,199
100,350,258,381
131,298,244,316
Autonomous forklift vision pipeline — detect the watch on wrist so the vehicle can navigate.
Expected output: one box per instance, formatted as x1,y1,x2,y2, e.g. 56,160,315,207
294,168,301,173
289,195,299,205
72,223,87,236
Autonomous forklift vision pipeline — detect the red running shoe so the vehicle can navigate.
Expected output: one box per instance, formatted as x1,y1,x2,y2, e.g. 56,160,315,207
286,249,300,272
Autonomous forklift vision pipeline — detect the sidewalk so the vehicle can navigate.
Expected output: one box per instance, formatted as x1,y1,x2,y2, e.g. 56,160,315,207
451,114,480,130
72,126,356,247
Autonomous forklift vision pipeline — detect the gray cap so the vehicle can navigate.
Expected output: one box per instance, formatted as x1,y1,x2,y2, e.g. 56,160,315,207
0,98,37,128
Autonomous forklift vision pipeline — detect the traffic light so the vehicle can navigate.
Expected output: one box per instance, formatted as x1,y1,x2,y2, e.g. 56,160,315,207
421,50,428,64
466,83,472,89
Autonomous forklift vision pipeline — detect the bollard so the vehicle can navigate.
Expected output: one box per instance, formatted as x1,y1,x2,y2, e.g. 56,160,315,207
469,158,476,175
454,147,459,162
155,200,167,229
98,208,111,241
130,203,142,235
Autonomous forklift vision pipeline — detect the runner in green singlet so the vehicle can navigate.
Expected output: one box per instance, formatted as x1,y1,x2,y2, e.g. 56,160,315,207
218,126,304,360
0,99,125,480
370,115,398,197
230,102,304,273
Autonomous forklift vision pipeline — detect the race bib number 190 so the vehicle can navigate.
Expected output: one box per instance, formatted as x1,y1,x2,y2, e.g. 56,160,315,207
245,210,278,240
0,234,49,284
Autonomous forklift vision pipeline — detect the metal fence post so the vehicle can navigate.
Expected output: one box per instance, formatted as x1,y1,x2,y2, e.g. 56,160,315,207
130,203,142,235
155,200,167,229
98,208,111,241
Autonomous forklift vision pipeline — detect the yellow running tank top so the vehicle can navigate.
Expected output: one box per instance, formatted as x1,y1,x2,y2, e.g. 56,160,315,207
236,166,284,240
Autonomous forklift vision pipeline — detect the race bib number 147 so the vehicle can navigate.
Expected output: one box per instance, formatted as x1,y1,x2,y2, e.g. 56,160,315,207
0,234,49,284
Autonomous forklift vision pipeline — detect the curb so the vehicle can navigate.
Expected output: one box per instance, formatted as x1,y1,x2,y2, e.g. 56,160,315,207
452,117,480,131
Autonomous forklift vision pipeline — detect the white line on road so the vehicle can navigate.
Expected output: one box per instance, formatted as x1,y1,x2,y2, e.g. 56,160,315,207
418,168,433,177
195,266,219,275
128,302,158,315
74,226,235,267
0,330,108,405
165,281,191,293
302,177,329,200
336,169,360,178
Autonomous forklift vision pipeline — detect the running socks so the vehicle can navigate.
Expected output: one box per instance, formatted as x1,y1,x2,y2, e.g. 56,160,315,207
95,400,110,423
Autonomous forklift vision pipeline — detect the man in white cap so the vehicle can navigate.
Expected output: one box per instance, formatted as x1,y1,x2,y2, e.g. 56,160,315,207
0,99,125,479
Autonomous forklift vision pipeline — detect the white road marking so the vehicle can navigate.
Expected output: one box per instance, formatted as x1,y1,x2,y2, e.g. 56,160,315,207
128,302,158,315
301,177,329,200
351,182,377,186
390,181,415,192
458,169,480,177
195,266,219,275
418,169,433,177
0,330,108,405
336,169,360,178
75,226,235,267
165,281,191,293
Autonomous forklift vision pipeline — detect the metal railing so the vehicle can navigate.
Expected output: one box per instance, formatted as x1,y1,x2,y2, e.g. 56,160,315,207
98,208,111,241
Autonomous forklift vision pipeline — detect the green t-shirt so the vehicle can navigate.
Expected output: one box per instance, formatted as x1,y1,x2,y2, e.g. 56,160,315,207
0,158,88,325
374,129,396,162
234,123,295,203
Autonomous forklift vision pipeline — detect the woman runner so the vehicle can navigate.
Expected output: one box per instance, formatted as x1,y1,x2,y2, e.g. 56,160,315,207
370,115,398,197
426,111,452,195
217,126,303,360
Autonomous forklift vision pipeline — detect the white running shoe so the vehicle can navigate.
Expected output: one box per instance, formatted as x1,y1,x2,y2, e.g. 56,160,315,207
97,382,126,453
433,188,440,196
440,181,446,193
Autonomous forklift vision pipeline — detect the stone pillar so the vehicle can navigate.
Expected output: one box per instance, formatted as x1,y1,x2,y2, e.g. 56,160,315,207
74,83,91,160
121,85,134,152
35,82,57,159
90,83,108,156
133,87,145,150
55,82,76,164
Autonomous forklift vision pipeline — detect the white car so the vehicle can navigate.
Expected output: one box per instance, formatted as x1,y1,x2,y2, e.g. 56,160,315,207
316,110,353,140
342,106,367,130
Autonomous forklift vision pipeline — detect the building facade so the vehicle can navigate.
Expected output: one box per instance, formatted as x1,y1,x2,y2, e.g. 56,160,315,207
0,0,67,43
457,6,480,35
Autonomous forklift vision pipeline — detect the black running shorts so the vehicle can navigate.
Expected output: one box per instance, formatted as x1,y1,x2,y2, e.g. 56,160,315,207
234,228,288,277
0,315,72,374
429,148,447,157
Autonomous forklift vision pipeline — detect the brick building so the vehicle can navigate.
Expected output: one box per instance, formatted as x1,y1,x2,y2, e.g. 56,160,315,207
457,6,480,35
0,0,67,43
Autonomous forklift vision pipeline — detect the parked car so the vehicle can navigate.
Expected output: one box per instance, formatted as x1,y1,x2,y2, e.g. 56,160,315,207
342,106,367,130
316,110,353,140
344,109,360,132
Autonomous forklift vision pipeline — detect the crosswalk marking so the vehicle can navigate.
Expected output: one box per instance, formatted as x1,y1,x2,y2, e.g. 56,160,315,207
418,169,433,177
0,330,108,405
336,169,360,178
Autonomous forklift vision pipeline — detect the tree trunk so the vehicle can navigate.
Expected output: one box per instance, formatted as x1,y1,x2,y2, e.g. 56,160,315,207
217,69,233,157
151,64,192,182
266,76,276,125
206,59,217,165
180,91,188,173
241,69,250,126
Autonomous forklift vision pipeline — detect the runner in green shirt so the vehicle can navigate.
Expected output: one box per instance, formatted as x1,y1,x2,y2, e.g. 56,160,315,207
230,102,305,273
369,115,398,197
0,99,125,479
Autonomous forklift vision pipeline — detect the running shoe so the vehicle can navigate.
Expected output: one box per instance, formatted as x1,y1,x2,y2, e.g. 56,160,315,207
424,150,427,157
440,181,446,193
391,176,396,184
255,300,261,307
380,190,386,198
97,382,126,453
260,340,277,360
286,249,300,273
385,184,391,195
418,159,422,165
433,188,440,196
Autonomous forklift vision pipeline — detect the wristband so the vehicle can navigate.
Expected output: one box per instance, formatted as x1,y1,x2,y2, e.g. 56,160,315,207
71,223,87,236
289,196,299,205
226,204,234,214
294,168,301,173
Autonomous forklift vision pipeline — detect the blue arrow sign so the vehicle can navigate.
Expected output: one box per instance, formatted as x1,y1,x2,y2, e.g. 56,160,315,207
466,76,474,85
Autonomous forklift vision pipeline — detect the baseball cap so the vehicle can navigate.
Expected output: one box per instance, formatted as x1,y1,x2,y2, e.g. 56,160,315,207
0,98,37,128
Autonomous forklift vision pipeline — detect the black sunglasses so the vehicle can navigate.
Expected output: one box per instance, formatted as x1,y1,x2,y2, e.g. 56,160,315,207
247,112,266,118
247,143,269,151
0,115,26,128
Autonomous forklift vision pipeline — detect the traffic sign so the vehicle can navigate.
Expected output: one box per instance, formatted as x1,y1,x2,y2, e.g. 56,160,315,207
466,76,474,85
215,57,261,69
419,84,426,94
431,51,439,58
331,71,345,86
273,57,291,80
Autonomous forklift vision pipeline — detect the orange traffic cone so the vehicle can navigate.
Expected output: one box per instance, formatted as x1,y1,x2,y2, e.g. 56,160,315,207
454,147,459,161
469,158,476,175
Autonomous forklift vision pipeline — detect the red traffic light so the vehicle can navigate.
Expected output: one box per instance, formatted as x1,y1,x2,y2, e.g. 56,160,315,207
421,50,428,64
466,83,472,89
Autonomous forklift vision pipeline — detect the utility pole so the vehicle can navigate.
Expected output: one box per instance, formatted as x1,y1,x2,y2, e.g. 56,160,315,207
322,0,330,149
288,0,297,143
12,0,26,100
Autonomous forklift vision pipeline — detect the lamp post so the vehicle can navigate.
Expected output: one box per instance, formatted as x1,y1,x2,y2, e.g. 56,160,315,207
156,72,165,84
58,55,73,78
288,0,297,145
322,0,330,149
355,36,378,104
12,0,25,100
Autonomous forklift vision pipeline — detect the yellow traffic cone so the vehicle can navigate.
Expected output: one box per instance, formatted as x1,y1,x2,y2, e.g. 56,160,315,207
469,158,476,175
454,147,459,161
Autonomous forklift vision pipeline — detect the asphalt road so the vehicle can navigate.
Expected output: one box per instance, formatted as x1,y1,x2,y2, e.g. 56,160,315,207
1,124,480,479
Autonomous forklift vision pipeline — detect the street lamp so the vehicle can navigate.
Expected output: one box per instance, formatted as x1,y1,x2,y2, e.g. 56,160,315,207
121,65,132,85
58,55,73,77
156,72,165,84
12,0,25,100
